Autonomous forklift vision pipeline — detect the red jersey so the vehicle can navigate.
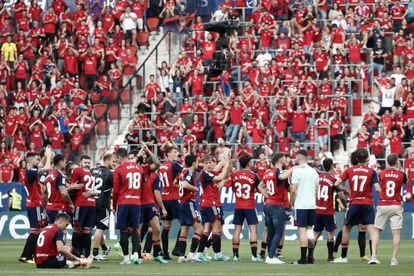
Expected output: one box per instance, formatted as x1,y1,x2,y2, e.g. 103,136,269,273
159,161,183,201
179,169,197,203
25,168,43,208
340,165,379,205
378,168,409,206
141,172,160,205
0,164,13,182
112,162,146,208
316,172,337,215
199,169,221,207
45,169,68,211
70,167,95,207
228,170,260,209
263,168,289,206
35,224,64,265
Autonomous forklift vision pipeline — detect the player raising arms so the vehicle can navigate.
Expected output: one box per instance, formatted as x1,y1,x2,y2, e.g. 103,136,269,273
19,148,52,263
228,154,261,262
313,158,347,262
70,155,96,258
176,154,203,262
136,145,168,264
91,153,115,261
195,151,232,262
45,154,75,224
113,147,146,265
333,148,381,263
159,146,183,260
369,153,412,265
259,153,293,265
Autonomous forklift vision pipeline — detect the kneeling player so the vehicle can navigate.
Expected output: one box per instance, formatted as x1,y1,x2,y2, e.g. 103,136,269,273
176,154,203,262
369,154,412,265
35,213,92,269
313,158,346,262
228,155,261,262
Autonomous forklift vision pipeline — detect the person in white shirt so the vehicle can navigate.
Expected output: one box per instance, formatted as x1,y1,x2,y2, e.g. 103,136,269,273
120,7,138,42
331,14,348,31
378,82,396,116
212,6,228,22
255,47,272,68
389,66,406,86
290,150,319,264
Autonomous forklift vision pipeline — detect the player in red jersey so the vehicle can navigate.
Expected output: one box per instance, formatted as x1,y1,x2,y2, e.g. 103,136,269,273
333,148,381,263
176,154,203,262
158,146,183,259
313,158,346,262
19,149,52,263
113,148,145,265
70,155,96,258
228,155,261,262
135,145,167,264
35,213,89,269
195,151,232,262
369,154,412,265
45,154,75,224
258,153,293,265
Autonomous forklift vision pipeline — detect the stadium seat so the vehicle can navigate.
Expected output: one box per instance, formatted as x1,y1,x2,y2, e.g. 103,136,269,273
107,90,118,103
108,104,119,120
93,104,107,119
90,92,100,104
137,31,150,49
146,17,159,33
96,119,107,135
120,90,131,105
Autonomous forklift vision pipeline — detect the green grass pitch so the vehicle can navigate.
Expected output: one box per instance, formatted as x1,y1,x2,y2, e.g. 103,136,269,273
0,239,413,275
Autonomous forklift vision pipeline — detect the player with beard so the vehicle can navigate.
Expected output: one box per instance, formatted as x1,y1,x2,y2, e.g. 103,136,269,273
70,155,96,258
19,148,52,263
91,153,115,261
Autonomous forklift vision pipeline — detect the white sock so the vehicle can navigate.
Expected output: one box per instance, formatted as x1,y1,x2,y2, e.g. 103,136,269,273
123,255,130,261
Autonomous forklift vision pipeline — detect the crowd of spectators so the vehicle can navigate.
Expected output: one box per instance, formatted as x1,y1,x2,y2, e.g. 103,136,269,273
0,0,172,182
125,0,414,174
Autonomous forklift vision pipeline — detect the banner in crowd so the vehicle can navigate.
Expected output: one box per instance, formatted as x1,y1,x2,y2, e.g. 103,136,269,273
1,211,414,240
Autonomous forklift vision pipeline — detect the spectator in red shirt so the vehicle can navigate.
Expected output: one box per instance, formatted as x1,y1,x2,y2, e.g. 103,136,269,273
225,100,245,143
329,110,347,155
0,155,14,183
236,137,253,158
122,48,137,90
288,105,307,143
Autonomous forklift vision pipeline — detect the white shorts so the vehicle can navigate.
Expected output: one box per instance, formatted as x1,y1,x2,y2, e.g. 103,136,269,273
374,205,403,230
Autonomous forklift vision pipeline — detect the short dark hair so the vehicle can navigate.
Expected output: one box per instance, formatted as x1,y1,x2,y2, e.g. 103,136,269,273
297,149,308,158
350,150,358,166
239,154,252,169
116,147,128,158
184,154,197,167
387,154,399,166
356,148,369,164
55,212,71,222
271,153,285,165
53,154,65,166
165,146,177,156
323,158,333,172
26,152,38,159
80,155,91,161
